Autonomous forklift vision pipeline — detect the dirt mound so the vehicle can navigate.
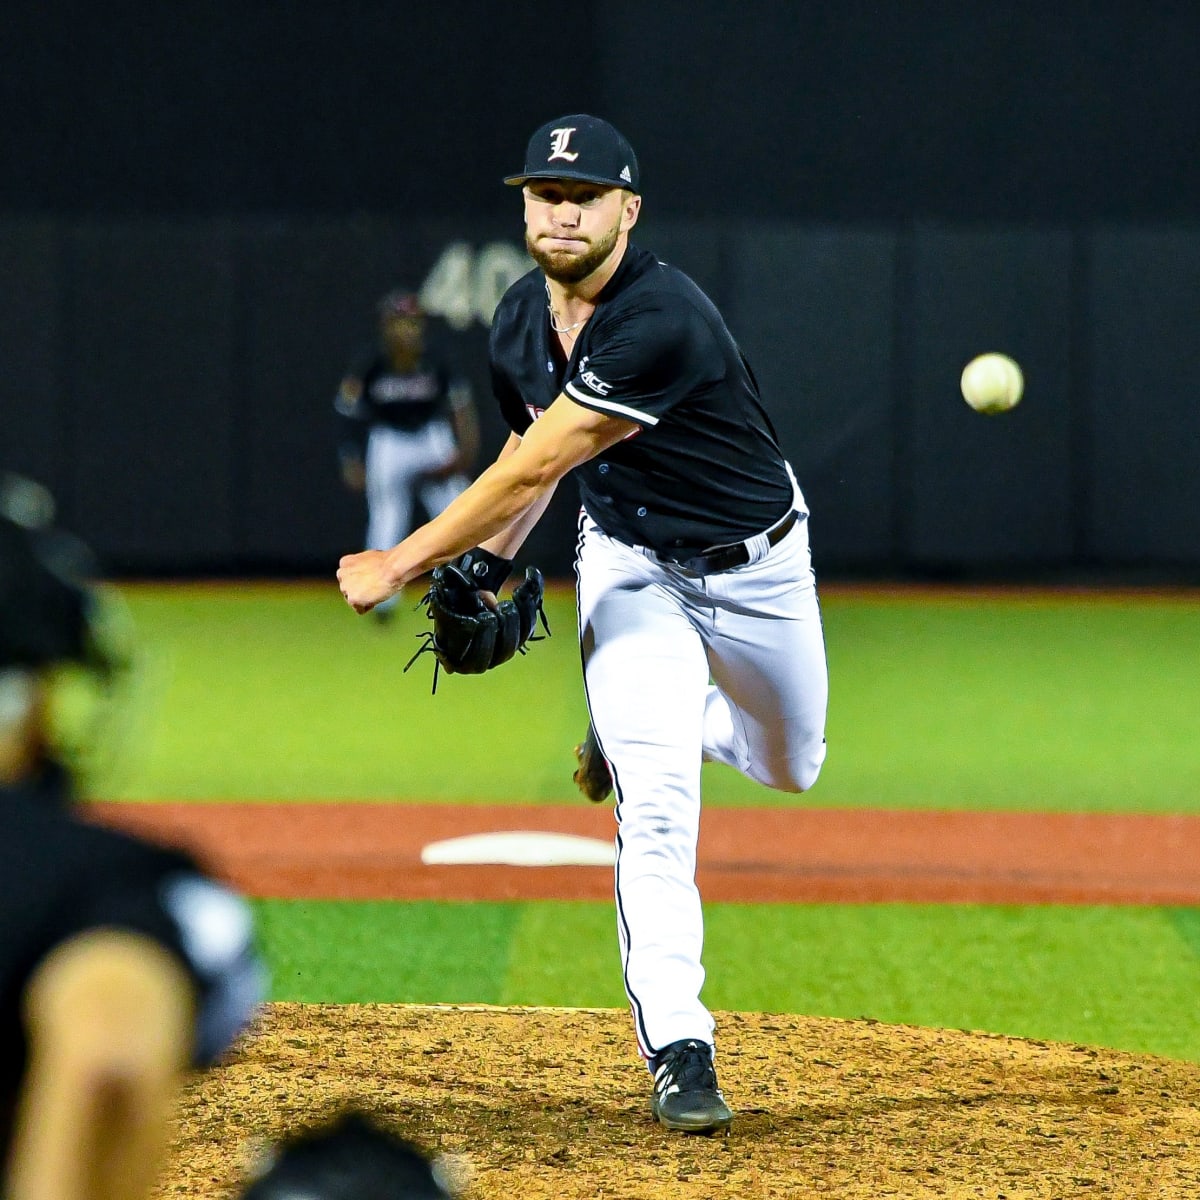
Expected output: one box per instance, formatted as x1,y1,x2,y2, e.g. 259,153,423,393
158,1003,1200,1199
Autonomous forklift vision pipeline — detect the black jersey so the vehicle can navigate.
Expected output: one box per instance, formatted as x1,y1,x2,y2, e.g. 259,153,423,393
488,244,795,555
0,766,260,1150
337,352,469,436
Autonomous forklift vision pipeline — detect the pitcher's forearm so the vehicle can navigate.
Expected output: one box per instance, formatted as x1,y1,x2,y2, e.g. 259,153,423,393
382,457,553,586
481,483,559,561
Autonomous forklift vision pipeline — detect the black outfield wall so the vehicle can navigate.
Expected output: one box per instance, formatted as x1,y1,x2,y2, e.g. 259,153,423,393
3,216,1197,579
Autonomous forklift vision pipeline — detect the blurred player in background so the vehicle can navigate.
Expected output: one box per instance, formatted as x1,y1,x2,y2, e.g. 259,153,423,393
238,1107,461,1199
0,475,264,1200
335,291,481,619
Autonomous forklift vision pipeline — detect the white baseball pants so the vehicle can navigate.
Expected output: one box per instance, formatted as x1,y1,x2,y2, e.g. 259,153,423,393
364,421,467,552
575,503,828,1059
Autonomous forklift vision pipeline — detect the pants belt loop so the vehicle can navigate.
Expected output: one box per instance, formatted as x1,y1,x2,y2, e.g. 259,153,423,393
741,530,773,565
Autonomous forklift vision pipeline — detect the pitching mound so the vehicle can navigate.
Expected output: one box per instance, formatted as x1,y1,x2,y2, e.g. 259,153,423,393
159,1003,1200,1199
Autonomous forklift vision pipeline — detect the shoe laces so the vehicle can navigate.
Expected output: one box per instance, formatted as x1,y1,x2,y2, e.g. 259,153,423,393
654,1040,717,1095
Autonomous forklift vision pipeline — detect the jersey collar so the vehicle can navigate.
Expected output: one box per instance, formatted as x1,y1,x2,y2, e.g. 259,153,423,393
588,241,649,309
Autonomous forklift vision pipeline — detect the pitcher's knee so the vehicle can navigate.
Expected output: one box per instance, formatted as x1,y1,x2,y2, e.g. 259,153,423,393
790,752,825,793
756,738,826,794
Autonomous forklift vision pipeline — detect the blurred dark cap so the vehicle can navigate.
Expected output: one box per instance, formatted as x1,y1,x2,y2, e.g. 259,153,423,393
239,1110,457,1200
505,113,640,193
0,475,101,672
377,290,424,320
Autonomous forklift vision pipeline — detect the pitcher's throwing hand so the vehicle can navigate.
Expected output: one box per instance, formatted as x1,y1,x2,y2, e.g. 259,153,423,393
337,549,399,613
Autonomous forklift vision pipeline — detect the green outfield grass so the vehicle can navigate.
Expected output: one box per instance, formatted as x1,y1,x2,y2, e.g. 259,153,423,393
102,582,1200,813
252,898,1200,1062
87,581,1200,1062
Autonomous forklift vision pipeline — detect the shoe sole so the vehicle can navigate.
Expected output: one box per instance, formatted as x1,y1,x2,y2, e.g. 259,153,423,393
651,1103,734,1135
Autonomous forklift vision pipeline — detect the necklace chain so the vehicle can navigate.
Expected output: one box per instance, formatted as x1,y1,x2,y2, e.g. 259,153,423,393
546,284,589,337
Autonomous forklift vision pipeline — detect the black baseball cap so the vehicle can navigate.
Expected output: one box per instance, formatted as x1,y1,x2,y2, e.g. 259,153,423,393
504,114,640,193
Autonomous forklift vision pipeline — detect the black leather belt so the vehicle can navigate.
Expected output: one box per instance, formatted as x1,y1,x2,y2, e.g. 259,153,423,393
668,509,798,575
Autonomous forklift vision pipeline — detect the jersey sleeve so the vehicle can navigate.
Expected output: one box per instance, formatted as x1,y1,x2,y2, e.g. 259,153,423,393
65,854,264,1067
158,873,266,1065
488,325,534,436
563,300,724,427
335,345,380,416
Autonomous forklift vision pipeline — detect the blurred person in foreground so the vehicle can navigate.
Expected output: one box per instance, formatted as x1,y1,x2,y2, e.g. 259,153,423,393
0,475,264,1200
238,1108,462,1200
335,291,482,620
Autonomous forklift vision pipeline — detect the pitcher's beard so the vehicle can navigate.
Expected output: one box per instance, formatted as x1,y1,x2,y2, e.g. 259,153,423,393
526,224,620,284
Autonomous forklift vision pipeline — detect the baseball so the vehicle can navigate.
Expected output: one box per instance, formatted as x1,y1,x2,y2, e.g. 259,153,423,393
960,352,1024,415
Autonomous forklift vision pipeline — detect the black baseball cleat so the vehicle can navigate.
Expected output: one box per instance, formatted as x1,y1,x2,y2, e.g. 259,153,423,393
650,1039,734,1134
572,722,613,804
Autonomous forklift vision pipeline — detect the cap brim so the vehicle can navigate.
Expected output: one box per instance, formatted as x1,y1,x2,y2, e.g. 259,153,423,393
504,169,638,192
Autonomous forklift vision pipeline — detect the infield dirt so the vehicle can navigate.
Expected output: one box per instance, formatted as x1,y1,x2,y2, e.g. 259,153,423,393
90,803,1200,904
158,1003,1200,1199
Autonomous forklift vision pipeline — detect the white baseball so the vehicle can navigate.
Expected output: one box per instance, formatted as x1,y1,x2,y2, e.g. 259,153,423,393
960,352,1024,415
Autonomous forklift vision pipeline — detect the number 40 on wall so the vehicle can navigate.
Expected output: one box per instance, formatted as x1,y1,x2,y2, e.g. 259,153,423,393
418,241,531,330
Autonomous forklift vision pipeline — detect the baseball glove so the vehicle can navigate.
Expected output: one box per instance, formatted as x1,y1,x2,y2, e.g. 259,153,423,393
404,563,550,692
